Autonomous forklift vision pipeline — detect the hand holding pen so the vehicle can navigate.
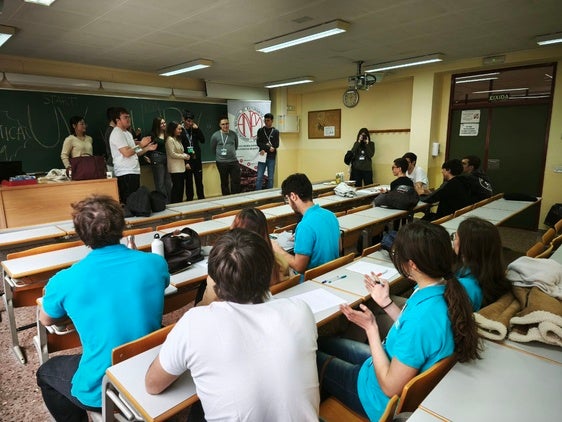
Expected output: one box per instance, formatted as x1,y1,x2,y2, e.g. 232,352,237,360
364,271,390,305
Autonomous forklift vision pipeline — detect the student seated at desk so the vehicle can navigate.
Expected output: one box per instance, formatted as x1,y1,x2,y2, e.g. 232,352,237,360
36,195,169,421
146,229,320,421
198,207,290,305
317,221,480,421
272,173,340,275
452,217,511,310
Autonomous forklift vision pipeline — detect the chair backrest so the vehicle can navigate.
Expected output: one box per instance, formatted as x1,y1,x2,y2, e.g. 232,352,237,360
304,253,355,281
379,394,400,422
526,241,547,258
273,222,297,234
453,204,474,217
551,233,562,251
269,273,300,295
347,204,372,214
318,191,334,198
257,201,284,210
361,242,382,257
211,209,241,219
395,355,457,414
7,240,83,260
431,214,454,225
554,218,562,235
112,324,175,365
334,210,346,218
156,217,204,231
535,244,554,259
122,227,152,237
542,227,556,245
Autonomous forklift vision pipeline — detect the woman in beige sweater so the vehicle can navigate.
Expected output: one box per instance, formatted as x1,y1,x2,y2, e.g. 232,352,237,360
60,116,93,170
165,121,190,203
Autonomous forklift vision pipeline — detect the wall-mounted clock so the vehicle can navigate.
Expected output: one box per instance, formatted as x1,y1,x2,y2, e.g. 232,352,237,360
343,88,359,108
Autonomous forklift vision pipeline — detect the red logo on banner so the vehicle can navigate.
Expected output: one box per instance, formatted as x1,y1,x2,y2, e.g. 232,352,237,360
236,107,262,141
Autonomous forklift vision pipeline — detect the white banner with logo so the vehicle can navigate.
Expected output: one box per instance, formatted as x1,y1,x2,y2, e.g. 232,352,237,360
226,100,271,187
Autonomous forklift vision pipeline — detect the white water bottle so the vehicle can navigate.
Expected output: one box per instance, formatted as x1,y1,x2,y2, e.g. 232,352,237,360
151,233,164,257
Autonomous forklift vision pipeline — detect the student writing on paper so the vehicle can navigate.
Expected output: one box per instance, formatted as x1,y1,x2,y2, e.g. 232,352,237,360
317,221,480,421
452,217,511,310
146,229,320,421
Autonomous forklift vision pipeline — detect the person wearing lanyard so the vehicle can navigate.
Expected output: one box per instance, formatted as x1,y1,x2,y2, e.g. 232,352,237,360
255,113,280,190
210,117,240,195
180,110,206,200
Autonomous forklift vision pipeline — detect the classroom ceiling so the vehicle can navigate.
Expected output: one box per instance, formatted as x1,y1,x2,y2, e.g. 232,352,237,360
1,0,561,87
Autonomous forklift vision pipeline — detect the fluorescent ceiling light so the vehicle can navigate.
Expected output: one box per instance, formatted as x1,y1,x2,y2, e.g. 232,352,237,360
159,59,213,77
264,77,315,88
536,32,562,46
24,0,57,5
6,73,99,90
256,20,349,53
455,77,498,84
473,87,528,94
365,54,444,73
0,25,16,48
456,72,500,80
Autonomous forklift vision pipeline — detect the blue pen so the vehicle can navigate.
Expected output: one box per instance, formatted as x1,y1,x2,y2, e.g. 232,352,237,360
322,274,347,284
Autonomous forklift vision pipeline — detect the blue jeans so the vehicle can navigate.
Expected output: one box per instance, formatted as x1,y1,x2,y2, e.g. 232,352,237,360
317,337,370,417
36,354,101,421
255,157,276,190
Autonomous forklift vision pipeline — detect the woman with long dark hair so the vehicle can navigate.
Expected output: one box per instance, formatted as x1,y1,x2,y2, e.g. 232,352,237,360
60,116,93,170
349,127,374,187
149,117,172,201
453,217,511,310
317,221,480,421
165,121,190,203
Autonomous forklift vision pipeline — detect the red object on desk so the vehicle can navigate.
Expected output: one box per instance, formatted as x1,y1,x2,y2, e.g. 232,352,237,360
1,179,38,187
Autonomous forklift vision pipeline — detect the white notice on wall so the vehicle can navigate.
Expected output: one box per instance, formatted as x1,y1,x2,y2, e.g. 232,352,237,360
324,126,336,137
460,110,481,123
459,123,479,136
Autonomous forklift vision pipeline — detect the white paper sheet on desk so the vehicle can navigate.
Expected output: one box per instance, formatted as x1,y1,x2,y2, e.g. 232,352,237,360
346,261,399,280
290,289,347,313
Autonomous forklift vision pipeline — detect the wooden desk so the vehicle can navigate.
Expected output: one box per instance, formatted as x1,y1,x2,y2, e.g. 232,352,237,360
103,345,197,422
418,340,562,421
0,224,67,250
549,247,562,264
124,209,181,228
0,178,118,228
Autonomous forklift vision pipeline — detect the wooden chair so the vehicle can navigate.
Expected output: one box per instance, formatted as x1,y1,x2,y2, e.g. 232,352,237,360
550,233,562,251
394,355,457,414
334,210,346,218
112,324,175,364
554,218,562,235
257,201,284,210
526,241,547,258
304,253,355,281
156,217,204,231
122,227,152,237
33,306,82,365
7,239,83,260
318,191,335,198
453,204,474,217
211,209,241,219
380,394,400,422
269,274,300,295
273,222,297,234
535,244,554,259
361,242,382,257
319,397,368,422
347,204,372,214
541,227,556,245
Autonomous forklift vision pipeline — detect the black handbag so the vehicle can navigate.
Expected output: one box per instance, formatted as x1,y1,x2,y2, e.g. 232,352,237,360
160,227,204,274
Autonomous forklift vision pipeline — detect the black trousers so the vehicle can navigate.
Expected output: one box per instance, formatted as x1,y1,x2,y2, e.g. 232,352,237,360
185,167,205,200
216,161,241,195
170,172,185,203
117,173,140,204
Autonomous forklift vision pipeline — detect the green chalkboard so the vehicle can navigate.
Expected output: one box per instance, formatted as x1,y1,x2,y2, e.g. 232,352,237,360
0,89,226,172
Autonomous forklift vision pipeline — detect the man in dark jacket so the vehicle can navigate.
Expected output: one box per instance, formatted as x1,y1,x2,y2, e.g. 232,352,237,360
180,110,205,200
461,155,493,203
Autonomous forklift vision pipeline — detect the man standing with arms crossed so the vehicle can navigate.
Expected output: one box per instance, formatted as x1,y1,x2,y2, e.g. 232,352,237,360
255,113,279,190
181,110,206,200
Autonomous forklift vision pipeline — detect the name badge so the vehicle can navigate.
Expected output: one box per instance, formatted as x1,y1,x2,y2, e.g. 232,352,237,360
220,148,227,156
187,147,194,154
359,155,365,160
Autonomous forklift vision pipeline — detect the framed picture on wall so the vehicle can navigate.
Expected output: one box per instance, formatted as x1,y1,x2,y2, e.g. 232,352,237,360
308,109,341,139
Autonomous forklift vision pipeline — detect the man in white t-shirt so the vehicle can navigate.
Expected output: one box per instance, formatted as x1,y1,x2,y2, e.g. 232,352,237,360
145,229,320,421
109,107,156,203
403,151,429,190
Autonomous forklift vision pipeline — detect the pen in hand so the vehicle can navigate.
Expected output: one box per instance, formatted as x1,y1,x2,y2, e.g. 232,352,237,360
322,274,347,284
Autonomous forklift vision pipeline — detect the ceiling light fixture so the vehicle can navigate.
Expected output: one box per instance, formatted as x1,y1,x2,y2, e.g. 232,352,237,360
472,87,529,94
255,19,349,53
365,53,444,73
456,72,500,80
536,32,562,46
24,0,57,5
455,77,498,84
159,59,213,77
0,25,16,47
264,77,315,89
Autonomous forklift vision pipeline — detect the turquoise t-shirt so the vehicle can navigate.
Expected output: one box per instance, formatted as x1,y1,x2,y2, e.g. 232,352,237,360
456,268,483,311
356,285,454,421
293,204,340,271
42,244,169,407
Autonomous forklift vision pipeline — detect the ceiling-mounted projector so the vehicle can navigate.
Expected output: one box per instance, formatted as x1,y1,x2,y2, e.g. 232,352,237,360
347,61,377,91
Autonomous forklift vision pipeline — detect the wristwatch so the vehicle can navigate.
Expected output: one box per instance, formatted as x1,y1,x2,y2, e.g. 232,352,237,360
343,88,359,108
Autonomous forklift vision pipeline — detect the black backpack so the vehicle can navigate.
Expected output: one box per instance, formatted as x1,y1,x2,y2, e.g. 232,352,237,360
126,186,152,217
160,227,204,274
